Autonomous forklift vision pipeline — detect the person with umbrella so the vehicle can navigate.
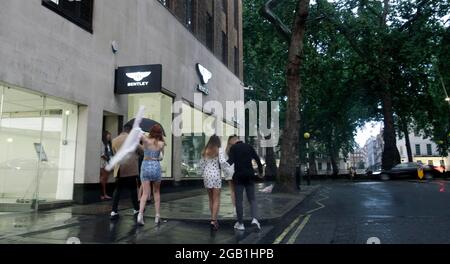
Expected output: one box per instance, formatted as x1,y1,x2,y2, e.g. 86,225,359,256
137,124,166,226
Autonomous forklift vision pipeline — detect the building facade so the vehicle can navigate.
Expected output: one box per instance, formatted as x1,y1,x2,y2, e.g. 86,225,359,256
0,0,244,209
397,133,447,168
364,134,384,172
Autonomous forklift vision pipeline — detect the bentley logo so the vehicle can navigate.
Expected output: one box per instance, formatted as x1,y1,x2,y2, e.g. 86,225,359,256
196,64,212,85
126,72,151,82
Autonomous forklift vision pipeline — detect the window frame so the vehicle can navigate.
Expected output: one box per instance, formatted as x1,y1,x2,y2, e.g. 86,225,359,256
42,0,94,33
415,144,421,156
426,144,432,156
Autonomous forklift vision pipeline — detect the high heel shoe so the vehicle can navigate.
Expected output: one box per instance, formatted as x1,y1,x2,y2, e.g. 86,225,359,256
210,220,219,231
137,213,145,226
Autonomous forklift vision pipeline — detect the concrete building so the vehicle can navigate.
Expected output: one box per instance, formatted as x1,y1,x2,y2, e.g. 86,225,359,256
364,134,383,171
0,0,244,209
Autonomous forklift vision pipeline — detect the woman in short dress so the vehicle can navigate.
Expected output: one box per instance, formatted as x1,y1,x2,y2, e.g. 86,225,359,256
137,125,165,226
199,135,227,231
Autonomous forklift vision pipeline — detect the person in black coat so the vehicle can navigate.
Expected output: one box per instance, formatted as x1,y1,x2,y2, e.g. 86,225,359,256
227,136,263,231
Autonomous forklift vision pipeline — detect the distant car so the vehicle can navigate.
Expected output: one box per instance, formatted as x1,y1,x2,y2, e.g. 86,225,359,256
374,162,442,181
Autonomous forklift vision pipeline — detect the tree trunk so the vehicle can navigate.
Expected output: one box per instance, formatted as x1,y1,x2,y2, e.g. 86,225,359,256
309,151,317,176
382,91,401,170
274,0,310,193
401,121,413,162
330,153,339,177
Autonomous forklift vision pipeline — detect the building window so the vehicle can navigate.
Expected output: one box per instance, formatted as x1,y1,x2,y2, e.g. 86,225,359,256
428,160,434,166
326,162,331,171
185,0,193,30
318,162,323,171
426,144,432,156
159,0,171,8
415,144,421,155
42,0,94,33
206,12,214,51
234,47,240,75
222,31,228,65
441,160,445,166
234,0,239,29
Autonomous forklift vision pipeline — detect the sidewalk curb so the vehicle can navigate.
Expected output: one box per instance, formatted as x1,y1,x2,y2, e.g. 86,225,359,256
150,185,322,224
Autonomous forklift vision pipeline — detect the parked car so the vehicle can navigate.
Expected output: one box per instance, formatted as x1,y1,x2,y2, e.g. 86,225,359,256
373,162,442,181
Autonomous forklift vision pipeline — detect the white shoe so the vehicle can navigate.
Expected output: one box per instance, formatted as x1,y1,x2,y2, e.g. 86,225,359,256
251,218,261,230
110,211,119,220
137,213,145,226
234,222,245,231
133,210,139,216
155,215,161,224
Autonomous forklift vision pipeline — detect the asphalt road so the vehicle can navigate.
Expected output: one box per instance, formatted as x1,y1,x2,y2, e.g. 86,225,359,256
263,180,450,244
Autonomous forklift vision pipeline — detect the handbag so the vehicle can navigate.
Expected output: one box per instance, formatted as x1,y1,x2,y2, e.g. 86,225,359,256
222,162,235,181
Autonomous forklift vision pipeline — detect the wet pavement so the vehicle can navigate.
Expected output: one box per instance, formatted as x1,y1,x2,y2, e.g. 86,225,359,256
262,180,450,244
0,183,319,244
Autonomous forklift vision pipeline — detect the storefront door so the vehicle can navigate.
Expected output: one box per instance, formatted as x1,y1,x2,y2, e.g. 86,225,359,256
0,84,78,211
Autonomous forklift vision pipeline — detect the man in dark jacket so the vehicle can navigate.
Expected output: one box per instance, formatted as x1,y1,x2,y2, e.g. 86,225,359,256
227,136,263,231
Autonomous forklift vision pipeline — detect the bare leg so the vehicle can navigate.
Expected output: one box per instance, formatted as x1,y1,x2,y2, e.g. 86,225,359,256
153,181,161,217
212,188,221,221
207,189,213,218
139,181,151,214
100,169,110,198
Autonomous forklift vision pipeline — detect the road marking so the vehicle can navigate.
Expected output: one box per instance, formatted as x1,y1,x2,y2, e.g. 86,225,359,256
273,214,304,244
287,214,312,244
273,188,331,244
306,193,329,214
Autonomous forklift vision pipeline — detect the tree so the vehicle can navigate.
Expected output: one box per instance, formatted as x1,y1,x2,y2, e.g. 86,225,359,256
316,0,450,170
260,0,311,192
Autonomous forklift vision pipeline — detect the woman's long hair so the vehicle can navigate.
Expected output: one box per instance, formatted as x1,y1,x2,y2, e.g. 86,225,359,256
102,130,111,145
225,135,238,156
202,135,221,158
149,124,165,142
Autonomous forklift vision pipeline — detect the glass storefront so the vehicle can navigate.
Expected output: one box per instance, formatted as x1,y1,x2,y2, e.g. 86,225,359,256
0,84,78,211
180,103,238,178
128,93,173,178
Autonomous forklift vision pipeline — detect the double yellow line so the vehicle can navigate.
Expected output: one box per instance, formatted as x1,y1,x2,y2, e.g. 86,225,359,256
273,192,329,244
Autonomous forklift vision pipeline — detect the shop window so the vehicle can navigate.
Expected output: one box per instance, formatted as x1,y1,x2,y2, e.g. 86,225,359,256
42,0,94,33
128,93,173,178
0,85,78,209
180,103,238,178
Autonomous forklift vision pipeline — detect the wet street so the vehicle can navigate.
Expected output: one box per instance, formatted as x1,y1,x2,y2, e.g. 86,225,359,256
1,180,450,244
263,180,450,244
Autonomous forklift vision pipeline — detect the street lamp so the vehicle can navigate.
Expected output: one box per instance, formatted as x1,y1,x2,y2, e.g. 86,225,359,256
304,132,311,186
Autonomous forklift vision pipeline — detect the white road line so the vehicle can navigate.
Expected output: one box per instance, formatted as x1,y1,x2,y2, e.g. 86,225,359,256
287,214,312,244
306,193,329,214
272,214,304,244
